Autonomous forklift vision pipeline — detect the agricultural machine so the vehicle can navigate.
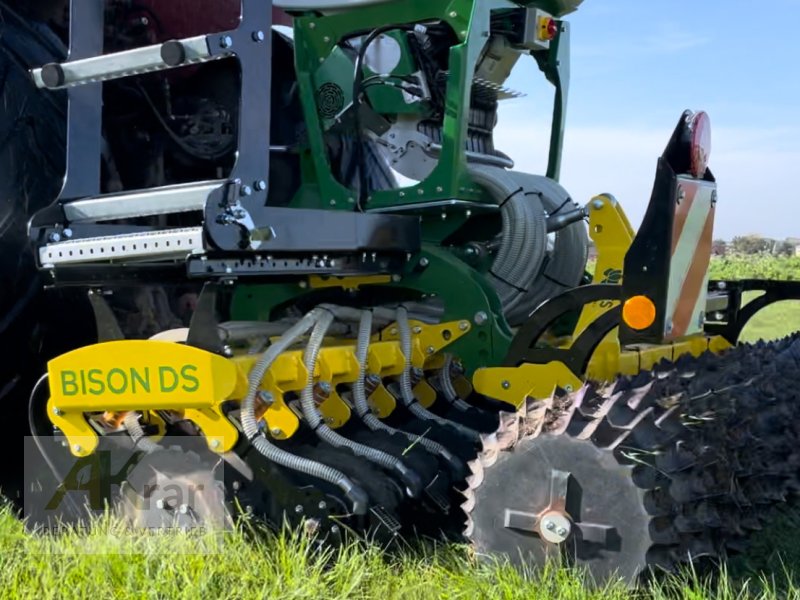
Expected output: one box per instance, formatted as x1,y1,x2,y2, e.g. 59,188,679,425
2,0,800,585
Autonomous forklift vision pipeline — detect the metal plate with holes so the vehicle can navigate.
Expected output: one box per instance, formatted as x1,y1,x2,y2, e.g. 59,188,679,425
39,228,204,266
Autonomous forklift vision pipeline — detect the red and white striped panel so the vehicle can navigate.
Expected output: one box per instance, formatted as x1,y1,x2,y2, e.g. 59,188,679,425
664,176,717,340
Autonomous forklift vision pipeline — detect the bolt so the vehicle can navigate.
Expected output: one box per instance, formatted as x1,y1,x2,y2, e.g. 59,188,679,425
474,311,488,326
412,326,422,334
295,504,304,514
252,30,265,42
318,501,327,510
392,274,402,283
255,179,267,191
63,228,73,239
223,345,233,357
318,381,332,395
156,499,165,510
564,384,574,393
48,232,61,243
592,199,604,210
417,189,425,195
501,380,511,390
331,525,340,534
715,312,725,321
449,10,458,17
544,520,556,531
210,439,220,449
441,212,447,221
72,444,82,453
390,328,398,336
459,321,469,331
299,281,308,289
329,199,337,206
271,428,283,437
258,391,274,405
419,257,430,268
232,481,241,491
52,407,63,416
436,186,443,193
179,504,189,514
323,36,331,43
426,346,435,355
219,35,233,49
246,505,254,514
556,527,568,537
717,281,727,290
240,185,253,197
308,22,316,29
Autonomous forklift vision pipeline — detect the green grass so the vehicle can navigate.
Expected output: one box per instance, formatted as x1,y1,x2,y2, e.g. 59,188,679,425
3,255,799,599
1,505,798,600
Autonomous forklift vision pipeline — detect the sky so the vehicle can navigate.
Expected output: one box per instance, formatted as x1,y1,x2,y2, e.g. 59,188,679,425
493,0,800,240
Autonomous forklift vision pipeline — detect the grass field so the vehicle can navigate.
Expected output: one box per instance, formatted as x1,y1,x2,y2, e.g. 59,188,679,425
2,255,799,599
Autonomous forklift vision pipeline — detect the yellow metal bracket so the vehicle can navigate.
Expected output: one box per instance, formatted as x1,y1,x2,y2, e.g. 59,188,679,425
378,319,472,368
472,362,583,410
47,341,241,457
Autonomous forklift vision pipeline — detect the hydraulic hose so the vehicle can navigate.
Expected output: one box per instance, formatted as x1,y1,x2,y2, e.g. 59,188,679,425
467,164,548,320
396,308,481,443
440,355,474,412
240,309,369,515
298,310,423,498
124,412,160,454
350,309,461,471
505,171,589,326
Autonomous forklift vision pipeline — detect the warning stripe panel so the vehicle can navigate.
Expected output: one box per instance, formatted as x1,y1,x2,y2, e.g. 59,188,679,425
664,177,716,340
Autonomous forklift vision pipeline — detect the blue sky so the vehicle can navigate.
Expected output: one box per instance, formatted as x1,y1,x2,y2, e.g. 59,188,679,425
494,0,800,240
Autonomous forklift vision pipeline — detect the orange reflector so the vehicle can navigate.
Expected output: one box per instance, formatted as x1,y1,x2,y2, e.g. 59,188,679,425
622,295,657,330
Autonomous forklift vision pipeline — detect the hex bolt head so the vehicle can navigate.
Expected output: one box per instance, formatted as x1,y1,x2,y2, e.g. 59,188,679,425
258,391,274,405
556,527,568,537
592,199,605,210
419,257,430,268
252,30,265,42
271,428,283,437
331,525,340,534
210,439,220,449
544,520,556,531
501,380,511,390
426,346,435,355
219,35,233,49
255,179,267,191
52,407,63,416
459,321,469,331
295,504,304,514
232,481,241,491
412,326,422,334
72,444,82,453
49,232,61,243
318,501,327,510
240,185,253,197
63,228,73,239
474,311,489,326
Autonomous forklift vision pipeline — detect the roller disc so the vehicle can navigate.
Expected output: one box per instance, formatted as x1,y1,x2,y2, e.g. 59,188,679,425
117,448,232,531
464,337,800,586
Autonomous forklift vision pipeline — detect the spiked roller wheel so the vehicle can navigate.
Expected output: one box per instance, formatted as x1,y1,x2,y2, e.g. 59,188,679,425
464,337,800,586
